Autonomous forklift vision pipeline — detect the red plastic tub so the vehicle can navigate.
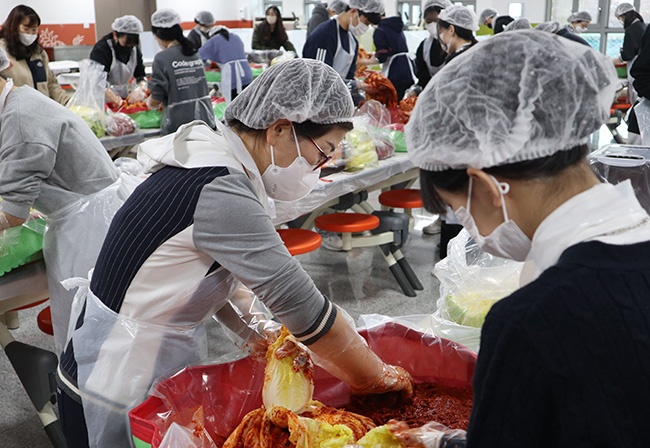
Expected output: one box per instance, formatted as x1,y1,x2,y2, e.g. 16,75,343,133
129,321,477,447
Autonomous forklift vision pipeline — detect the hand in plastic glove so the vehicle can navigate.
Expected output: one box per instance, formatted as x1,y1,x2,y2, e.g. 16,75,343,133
105,87,123,108
127,83,147,103
388,420,467,448
307,307,414,397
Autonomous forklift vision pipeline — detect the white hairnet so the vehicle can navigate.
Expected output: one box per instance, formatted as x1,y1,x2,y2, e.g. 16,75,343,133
615,3,636,17
439,6,479,32
568,11,592,23
349,0,384,14
0,47,10,72
479,8,498,25
328,0,350,14
111,15,143,34
503,18,531,32
535,21,561,33
424,0,452,12
405,30,618,171
225,59,354,129
195,11,214,26
151,9,182,28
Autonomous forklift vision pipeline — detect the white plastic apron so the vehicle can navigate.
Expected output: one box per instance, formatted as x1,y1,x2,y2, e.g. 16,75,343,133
65,267,239,448
423,37,442,77
107,40,138,98
332,20,356,79
44,174,140,354
382,51,417,84
219,58,248,103
634,97,650,145
520,181,650,286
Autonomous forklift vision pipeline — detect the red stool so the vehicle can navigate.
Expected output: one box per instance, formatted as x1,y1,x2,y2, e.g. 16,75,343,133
315,212,421,296
5,298,49,331
277,229,322,256
37,306,54,336
379,189,423,217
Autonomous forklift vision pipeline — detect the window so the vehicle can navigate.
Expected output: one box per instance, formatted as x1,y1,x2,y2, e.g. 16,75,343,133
548,0,637,56
264,0,282,11
398,1,422,27
305,0,322,21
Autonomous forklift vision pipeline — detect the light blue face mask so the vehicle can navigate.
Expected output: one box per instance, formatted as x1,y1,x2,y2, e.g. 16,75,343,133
454,175,532,261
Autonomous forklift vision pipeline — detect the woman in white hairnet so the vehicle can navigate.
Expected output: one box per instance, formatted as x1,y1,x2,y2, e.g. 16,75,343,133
146,9,215,135
536,19,591,46
187,10,215,50
415,0,452,89
436,6,478,64
56,59,412,447
89,15,147,106
400,30,650,447
478,7,514,34
564,10,592,34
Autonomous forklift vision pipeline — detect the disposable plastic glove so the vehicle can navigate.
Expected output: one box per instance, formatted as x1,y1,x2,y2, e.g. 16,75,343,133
214,287,281,362
307,306,414,397
105,87,123,108
388,420,467,448
127,82,147,103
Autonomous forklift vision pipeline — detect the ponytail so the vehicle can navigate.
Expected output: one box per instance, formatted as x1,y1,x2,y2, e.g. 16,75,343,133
152,24,197,56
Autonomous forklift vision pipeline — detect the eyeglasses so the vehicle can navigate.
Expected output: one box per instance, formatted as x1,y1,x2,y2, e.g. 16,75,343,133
309,137,332,171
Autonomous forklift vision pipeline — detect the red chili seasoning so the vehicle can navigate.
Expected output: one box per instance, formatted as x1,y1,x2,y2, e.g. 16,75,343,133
343,383,473,429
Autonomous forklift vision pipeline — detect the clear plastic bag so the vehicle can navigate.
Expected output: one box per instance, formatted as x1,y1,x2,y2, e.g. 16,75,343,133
355,100,395,160
270,51,297,66
158,408,217,448
67,59,108,138
105,111,138,137
433,229,522,330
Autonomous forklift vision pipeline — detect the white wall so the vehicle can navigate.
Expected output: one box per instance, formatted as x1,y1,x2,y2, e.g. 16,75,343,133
10,0,95,24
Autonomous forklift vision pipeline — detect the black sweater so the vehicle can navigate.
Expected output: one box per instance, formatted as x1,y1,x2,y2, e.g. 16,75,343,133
632,23,650,98
466,241,650,447
621,19,646,61
89,34,146,82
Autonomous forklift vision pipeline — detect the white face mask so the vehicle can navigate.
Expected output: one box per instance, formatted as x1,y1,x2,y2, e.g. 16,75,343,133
19,33,38,46
262,126,320,202
425,22,438,38
266,15,278,25
438,28,450,53
454,176,532,261
349,16,369,36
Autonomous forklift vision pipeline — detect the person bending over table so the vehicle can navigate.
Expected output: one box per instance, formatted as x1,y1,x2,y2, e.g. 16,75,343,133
57,59,413,448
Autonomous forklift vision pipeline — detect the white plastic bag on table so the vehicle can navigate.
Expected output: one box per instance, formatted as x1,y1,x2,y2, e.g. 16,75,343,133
431,229,523,349
355,100,395,160
69,266,239,447
67,59,108,138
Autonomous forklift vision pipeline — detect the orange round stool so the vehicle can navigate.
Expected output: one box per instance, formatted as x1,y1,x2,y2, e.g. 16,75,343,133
379,189,423,211
277,229,322,256
37,306,54,336
315,213,380,233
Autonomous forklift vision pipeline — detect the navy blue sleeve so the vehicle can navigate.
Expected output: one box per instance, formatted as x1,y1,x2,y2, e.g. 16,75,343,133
373,28,392,63
302,20,337,68
345,38,358,80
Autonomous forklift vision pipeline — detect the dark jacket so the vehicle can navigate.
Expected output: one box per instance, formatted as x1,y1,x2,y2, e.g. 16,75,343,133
632,23,650,98
307,4,330,37
467,241,650,448
556,28,591,46
493,15,514,34
374,17,414,88
303,19,357,80
187,27,211,51
621,19,646,62
251,23,296,52
415,36,446,88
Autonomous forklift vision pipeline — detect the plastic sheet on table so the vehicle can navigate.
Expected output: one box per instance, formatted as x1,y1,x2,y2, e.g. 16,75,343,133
0,217,47,277
590,144,650,214
129,320,477,448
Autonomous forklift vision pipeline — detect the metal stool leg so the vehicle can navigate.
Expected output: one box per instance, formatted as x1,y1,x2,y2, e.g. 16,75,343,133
393,249,423,290
379,245,416,297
